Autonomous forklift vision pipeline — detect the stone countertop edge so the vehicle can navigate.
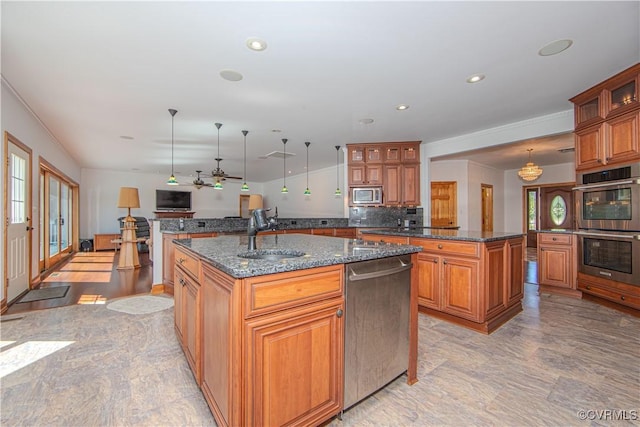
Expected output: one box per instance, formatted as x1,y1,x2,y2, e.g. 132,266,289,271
173,234,422,279
361,228,526,242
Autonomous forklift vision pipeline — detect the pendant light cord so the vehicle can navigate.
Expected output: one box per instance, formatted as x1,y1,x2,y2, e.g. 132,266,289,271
282,139,287,187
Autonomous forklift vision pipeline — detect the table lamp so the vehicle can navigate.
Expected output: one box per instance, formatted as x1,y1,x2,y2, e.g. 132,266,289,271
118,187,140,224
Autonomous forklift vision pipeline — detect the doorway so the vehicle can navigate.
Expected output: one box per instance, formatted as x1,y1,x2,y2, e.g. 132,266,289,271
481,184,493,232
4,133,33,304
524,183,575,249
431,181,457,227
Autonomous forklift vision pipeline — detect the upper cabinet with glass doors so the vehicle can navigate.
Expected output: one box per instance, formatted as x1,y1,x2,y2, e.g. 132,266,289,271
570,63,640,170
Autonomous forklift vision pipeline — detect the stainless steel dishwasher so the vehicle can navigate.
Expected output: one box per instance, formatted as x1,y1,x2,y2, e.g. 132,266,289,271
343,254,413,410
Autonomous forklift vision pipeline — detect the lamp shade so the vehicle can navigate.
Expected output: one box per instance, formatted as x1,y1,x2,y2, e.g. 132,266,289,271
117,187,140,209
248,194,263,211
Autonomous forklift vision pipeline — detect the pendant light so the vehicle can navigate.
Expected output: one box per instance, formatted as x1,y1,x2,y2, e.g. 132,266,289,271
167,109,179,185
241,130,250,191
213,122,223,190
334,145,342,196
281,138,288,193
303,141,311,196
518,148,543,182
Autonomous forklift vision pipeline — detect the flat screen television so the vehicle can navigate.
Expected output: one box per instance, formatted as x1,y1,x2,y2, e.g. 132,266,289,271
155,189,192,211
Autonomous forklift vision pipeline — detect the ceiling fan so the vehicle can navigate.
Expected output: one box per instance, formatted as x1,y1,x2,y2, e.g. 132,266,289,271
211,158,243,180
189,170,214,189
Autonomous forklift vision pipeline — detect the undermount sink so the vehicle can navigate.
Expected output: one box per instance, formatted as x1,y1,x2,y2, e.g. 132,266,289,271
237,249,306,261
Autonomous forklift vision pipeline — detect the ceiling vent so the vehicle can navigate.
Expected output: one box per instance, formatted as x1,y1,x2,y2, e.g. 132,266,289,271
261,151,296,159
558,147,575,153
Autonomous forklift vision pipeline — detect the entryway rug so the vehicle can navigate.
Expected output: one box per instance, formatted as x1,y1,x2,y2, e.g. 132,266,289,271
18,286,70,303
106,295,174,315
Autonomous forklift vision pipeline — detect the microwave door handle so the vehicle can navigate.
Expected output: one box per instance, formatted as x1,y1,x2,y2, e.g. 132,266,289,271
574,231,640,240
572,178,640,191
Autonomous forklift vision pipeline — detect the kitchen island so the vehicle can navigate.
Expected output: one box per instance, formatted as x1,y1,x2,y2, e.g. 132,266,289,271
361,228,526,334
171,234,421,427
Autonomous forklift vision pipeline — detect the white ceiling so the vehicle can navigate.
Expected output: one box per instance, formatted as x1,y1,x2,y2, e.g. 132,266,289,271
2,1,638,183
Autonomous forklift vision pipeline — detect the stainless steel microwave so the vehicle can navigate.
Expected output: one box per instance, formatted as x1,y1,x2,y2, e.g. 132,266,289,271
574,163,640,231
351,187,383,205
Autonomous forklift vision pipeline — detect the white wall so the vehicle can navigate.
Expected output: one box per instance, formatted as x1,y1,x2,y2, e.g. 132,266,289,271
261,164,347,218
80,168,265,237
503,162,576,232
468,161,505,231
1,80,82,299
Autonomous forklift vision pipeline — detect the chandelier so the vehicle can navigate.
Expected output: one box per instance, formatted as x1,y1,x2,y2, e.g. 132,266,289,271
518,149,543,182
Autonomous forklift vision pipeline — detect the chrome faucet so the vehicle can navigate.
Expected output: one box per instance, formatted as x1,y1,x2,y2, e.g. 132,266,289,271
247,208,278,250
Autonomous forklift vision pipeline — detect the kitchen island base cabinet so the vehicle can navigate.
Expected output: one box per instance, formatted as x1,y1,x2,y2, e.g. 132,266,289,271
199,262,345,427
412,237,524,334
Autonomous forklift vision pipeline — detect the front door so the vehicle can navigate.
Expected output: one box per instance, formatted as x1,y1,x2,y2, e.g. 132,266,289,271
4,133,32,303
431,181,457,227
526,188,538,248
540,186,574,230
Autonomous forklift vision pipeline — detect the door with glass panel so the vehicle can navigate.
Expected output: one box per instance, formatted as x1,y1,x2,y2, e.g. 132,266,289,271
540,186,574,230
41,170,74,270
5,134,32,303
526,188,539,248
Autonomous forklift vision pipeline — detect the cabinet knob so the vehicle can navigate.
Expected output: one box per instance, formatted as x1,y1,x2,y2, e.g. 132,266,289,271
597,159,602,163
179,278,186,286
437,244,443,249
336,309,344,318
443,259,448,265
586,285,591,290
552,237,557,241
433,259,438,264
621,296,625,301
178,258,185,264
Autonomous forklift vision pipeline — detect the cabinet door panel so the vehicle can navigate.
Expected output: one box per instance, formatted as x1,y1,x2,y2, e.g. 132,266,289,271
184,279,201,383
442,257,479,321
416,253,440,309
507,239,524,305
402,164,420,205
245,299,343,427
485,241,506,318
366,165,383,185
383,165,401,205
606,110,640,163
349,165,365,185
540,246,572,288
575,124,603,170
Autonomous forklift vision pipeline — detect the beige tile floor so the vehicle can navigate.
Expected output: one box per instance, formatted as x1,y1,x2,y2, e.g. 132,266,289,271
1,283,639,426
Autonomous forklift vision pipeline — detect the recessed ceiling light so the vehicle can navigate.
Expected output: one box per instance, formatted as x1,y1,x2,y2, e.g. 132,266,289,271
538,39,573,56
220,69,243,81
246,37,267,51
359,118,374,124
271,129,282,133
466,74,485,83
119,135,134,140
396,104,409,111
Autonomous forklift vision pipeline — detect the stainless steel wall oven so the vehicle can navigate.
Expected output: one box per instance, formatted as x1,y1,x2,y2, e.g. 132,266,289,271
574,163,640,231
576,230,640,286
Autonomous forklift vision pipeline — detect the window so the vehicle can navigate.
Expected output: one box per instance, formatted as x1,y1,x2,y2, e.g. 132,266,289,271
550,195,567,226
10,153,26,224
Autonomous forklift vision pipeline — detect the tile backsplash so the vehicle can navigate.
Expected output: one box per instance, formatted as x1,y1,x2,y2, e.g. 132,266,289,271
348,207,423,228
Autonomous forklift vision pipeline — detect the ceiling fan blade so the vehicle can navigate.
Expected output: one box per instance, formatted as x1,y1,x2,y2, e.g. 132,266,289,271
224,175,244,180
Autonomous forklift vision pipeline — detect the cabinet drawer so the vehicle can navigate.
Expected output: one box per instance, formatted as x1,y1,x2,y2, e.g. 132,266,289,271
361,234,409,244
244,265,343,318
409,238,479,258
578,274,640,310
334,228,356,238
538,233,572,245
175,246,200,280
175,265,199,290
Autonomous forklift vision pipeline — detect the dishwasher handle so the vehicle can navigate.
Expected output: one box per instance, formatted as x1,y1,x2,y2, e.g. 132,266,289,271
348,260,413,282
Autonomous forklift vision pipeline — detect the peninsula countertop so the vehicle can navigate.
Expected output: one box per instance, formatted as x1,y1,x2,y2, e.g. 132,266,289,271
360,227,526,242
173,234,422,278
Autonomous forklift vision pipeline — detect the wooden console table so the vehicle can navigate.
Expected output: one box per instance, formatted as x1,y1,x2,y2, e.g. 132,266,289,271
154,211,195,219
94,233,121,251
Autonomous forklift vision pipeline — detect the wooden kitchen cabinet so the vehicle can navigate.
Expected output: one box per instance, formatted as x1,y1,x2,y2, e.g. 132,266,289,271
197,258,346,427
572,63,640,170
537,232,580,298
347,141,421,206
163,232,216,295
174,245,202,384
577,272,640,311
244,298,344,427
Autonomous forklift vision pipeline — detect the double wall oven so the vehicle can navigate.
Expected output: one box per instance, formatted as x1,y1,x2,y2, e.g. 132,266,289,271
574,163,640,287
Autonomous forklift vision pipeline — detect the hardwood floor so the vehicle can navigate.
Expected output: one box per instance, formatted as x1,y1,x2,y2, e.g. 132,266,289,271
4,251,152,315
2,250,638,426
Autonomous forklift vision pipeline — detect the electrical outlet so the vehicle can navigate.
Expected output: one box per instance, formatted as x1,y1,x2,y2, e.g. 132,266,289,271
198,222,205,227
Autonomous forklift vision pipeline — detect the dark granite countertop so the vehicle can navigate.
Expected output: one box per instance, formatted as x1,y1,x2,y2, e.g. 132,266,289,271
159,217,352,234
173,234,422,278
360,228,525,242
